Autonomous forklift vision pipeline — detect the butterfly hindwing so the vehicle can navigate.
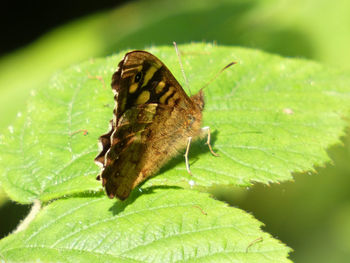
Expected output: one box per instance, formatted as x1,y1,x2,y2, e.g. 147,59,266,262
102,104,158,199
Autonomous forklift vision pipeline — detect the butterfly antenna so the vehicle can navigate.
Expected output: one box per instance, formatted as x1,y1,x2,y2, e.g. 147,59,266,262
173,41,191,96
202,61,237,89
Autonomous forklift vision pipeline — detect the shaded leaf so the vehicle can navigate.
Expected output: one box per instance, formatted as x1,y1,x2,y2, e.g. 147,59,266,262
0,188,291,262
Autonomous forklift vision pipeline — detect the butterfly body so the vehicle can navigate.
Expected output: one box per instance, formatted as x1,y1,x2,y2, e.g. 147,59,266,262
95,51,204,200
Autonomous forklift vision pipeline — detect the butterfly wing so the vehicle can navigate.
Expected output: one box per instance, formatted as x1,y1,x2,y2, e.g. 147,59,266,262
102,103,158,199
95,51,204,200
111,50,201,119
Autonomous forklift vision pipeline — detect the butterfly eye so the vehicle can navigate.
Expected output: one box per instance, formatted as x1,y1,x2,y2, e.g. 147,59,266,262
134,72,142,83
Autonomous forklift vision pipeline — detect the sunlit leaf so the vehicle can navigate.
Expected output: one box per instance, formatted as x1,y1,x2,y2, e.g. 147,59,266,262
0,44,350,203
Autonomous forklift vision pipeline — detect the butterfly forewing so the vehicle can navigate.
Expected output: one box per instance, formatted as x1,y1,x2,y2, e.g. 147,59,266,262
112,51,193,115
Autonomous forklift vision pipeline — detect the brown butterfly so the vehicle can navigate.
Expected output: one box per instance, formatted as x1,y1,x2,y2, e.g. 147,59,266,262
95,50,225,200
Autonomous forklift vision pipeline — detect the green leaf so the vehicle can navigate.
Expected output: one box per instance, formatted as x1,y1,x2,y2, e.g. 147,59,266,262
1,43,350,203
0,188,291,262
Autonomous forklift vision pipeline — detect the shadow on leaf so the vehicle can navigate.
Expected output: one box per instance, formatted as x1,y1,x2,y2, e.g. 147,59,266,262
108,185,182,216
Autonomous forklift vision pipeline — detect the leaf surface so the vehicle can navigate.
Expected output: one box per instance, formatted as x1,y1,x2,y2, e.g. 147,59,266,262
0,44,350,203
0,188,291,262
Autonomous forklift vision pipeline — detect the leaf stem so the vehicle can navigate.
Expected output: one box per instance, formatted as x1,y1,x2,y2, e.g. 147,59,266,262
13,199,41,233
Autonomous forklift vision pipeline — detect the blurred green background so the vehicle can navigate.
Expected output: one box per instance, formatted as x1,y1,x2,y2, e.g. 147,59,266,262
1,0,350,262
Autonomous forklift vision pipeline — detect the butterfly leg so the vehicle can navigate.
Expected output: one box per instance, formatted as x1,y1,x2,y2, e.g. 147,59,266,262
202,126,219,157
184,137,193,176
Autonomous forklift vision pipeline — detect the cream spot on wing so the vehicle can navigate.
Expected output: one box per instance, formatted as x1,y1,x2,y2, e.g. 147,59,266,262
160,86,174,104
122,65,142,78
155,81,166,94
119,96,127,112
135,91,150,104
141,66,159,87
129,83,138,93
167,92,181,106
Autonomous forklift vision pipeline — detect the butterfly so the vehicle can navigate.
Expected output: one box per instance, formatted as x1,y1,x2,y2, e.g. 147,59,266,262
95,50,221,200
